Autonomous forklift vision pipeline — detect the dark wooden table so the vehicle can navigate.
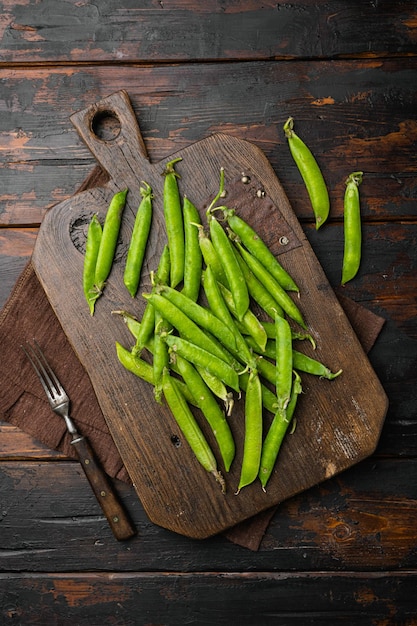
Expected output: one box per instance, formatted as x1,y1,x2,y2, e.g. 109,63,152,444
1,2,417,624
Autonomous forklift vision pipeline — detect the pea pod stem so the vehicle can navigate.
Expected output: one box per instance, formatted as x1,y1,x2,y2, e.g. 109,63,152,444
163,158,184,288
162,368,226,493
123,182,153,298
284,117,329,230
342,171,363,285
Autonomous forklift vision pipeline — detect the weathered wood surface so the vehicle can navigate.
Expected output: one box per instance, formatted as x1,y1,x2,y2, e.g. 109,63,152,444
1,59,417,227
1,0,416,623
1,0,416,62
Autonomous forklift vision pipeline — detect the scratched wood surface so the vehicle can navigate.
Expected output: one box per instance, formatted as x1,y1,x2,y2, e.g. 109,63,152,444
1,1,417,623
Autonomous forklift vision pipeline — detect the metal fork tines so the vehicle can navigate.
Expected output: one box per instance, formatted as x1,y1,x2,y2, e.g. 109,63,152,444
22,340,78,437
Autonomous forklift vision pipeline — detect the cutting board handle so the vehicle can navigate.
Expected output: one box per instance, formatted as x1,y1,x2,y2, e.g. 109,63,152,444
70,90,151,187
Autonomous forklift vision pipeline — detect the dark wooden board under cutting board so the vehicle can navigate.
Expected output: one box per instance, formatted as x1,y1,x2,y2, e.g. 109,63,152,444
32,90,388,539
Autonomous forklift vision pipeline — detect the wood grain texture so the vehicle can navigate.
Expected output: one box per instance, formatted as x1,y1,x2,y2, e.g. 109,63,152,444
1,0,416,63
1,59,417,228
1,570,417,625
1,458,417,572
31,91,387,538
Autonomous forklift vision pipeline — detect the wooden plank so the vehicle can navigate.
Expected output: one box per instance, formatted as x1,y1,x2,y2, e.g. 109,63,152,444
1,0,416,63
1,458,417,572
1,571,417,626
1,59,417,225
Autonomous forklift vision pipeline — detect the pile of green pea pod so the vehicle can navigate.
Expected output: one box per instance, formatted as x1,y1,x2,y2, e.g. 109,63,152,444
83,150,345,495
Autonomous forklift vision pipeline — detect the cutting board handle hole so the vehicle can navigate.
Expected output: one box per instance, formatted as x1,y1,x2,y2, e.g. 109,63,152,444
91,110,121,142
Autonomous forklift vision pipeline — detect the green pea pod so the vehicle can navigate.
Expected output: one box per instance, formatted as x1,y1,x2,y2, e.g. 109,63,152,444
236,242,306,329
237,369,263,493
175,355,235,472
83,213,102,316
164,334,240,393
115,340,198,407
259,371,302,490
293,350,342,380
284,117,330,230
224,207,299,292
156,284,237,354
182,196,203,301
239,370,277,416
209,216,249,321
163,158,184,288
259,322,316,348
162,368,226,493
233,244,284,319
94,188,128,297
194,222,228,286
123,182,153,298
342,171,363,285
153,310,171,404
202,266,255,368
275,315,293,412
218,281,267,353
132,245,170,356
195,365,234,416
144,292,236,366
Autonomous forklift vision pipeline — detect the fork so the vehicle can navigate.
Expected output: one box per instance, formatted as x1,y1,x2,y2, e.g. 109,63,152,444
22,340,136,541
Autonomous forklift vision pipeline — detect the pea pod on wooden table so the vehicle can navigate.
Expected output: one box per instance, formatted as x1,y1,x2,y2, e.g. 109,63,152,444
259,371,303,491
182,195,203,302
222,207,299,292
123,182,153,298
83,213,102,316
283,116,330,230
163,333,241,393
237,368,263,493
275,314,293,413
162,368,226,493
93,188,128,297
132,244,170,357
236,242,306,329
174,354,236,472
342,171,363,285
163,158,185,288
208,215,250,321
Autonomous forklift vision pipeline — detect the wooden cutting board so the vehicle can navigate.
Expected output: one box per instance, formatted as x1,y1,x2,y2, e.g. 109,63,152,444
32,90,388,539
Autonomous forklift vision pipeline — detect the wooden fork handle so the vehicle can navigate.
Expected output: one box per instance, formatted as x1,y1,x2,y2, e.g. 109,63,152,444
71,436,137,541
